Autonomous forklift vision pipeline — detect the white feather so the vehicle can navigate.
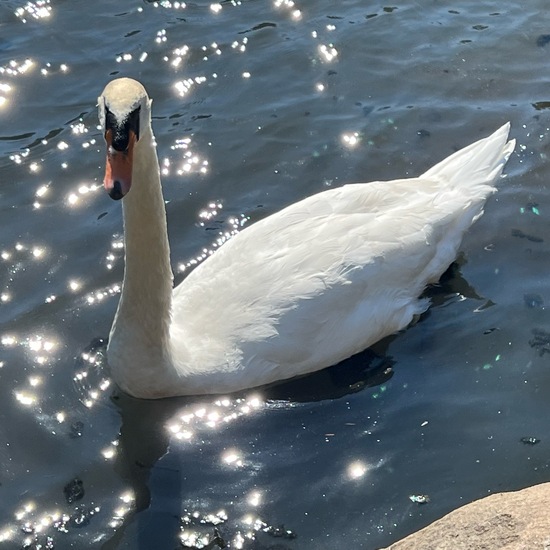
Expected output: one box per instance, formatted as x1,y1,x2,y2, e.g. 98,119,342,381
99,78,515,398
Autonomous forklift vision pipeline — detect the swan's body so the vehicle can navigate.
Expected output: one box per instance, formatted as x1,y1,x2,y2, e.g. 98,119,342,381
99,78,515,399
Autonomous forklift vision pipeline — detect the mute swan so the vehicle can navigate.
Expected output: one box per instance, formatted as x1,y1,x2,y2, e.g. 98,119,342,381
98,77,514,399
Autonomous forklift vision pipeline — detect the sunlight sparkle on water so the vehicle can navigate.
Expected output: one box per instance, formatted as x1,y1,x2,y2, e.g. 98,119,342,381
180,531,210,548
31,246,45,259
73,345,111,409
35,184,49,197
174,76,207,97
82,139,95,149
0,58,34,76
28,376,42,387
113,506,129,520
156,29,167,43
0,528,14,543
14,1,52,22
177,204,250,273
78,184,95,195
180,509,229,548
232,532,246,550
120,491,135,505
9,149,30,165
319,43,338,62
68,279,81,292
15,502,35,521
347,460,368,480
102,444,117,460
170,395,264,445
274,0,295,8
242,514,268,536
15,391,36,406
116,53,133,63
27,336,55,352
168,44,189,67
342,132,360,148
222,448,243,467
231,37,248,52
274,0,301,19
64,183,98,207
109,496,130,528
84,284,120,305
1,335,17,346
11,499,84,543
247,491,262,507
154,1,187,8
164,136,209,176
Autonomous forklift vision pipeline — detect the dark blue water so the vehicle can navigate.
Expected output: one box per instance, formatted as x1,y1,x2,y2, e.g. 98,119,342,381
0,0,549,548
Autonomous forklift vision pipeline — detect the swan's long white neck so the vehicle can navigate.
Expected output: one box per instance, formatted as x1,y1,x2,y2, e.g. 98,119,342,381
109,124,174,368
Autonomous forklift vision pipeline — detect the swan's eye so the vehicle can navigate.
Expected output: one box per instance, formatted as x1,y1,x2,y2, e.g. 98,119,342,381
104,106,140,151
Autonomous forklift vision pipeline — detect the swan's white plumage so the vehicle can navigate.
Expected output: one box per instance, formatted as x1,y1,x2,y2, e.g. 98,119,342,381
99,78,515,399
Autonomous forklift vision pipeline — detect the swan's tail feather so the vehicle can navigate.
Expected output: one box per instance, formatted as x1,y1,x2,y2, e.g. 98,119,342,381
421,122,515,190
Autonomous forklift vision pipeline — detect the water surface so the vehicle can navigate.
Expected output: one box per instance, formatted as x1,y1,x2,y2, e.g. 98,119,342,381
0,1,549,548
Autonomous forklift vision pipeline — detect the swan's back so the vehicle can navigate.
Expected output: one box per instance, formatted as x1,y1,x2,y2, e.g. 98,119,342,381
169,124,515,393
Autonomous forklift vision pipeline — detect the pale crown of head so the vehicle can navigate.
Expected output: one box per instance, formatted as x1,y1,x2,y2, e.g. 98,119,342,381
98,77,152,136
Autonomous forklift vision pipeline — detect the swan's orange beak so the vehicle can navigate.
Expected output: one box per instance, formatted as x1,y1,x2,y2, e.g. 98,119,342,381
104,129,137,200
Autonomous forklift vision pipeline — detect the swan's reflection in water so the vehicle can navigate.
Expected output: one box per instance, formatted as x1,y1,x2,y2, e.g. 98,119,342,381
99,344,393,549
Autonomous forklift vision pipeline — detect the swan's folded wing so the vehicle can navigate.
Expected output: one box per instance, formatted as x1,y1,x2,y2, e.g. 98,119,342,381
170,177,471,382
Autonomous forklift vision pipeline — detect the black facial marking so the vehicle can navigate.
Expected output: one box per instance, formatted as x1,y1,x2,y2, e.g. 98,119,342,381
105,106,140,151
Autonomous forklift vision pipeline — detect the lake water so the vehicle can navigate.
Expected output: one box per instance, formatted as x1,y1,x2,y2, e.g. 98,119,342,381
0,0,549,548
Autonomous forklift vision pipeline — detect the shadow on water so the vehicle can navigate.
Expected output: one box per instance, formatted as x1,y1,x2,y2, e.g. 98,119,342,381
98,258,483,548
424,254,484,307
99,346,395,549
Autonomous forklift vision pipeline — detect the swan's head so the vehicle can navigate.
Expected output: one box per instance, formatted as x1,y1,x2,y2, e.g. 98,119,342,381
98,78,152,200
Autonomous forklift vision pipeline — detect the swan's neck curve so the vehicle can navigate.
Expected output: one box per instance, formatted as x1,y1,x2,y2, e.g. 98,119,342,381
109,127,176,382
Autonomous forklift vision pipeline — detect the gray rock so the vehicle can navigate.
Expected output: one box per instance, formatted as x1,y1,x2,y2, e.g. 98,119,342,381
380,482,550,550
